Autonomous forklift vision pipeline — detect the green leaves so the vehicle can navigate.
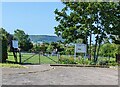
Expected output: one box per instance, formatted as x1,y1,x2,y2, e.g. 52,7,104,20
0,28,9,40
14,29,33,51
54,2,120,62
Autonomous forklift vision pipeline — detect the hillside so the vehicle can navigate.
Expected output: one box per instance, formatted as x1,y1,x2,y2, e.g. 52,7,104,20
29,35,64,43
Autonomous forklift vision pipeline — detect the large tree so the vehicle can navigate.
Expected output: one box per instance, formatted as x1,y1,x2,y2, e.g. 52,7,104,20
0,28,12,62
14,29,33,51
54,2,120,63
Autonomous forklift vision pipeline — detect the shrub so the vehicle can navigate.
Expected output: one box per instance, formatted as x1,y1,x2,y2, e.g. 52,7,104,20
77,58,84,65
98,61,108,65
108,61,118,66
77,58,91,65
59,56,76,64
89,61,96,65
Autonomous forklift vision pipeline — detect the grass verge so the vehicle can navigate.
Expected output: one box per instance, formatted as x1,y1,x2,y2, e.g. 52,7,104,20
0,63,27,68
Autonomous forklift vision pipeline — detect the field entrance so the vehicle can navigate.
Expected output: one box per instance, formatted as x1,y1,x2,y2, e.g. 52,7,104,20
7,52,59,64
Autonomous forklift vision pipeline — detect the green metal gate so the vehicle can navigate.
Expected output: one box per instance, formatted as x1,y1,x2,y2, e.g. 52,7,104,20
21,52,58,64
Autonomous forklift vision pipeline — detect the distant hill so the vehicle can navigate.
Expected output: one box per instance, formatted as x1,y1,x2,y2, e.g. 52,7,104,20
29,35,64,43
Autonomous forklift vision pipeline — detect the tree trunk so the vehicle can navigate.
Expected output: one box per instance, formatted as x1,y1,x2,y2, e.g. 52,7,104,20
96,31,105,62
86,35,88,57
94,35,98,63
96,40,101,62
89,31,92,61
2,40,8,63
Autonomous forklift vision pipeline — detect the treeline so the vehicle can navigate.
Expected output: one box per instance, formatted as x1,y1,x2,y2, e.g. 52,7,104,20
0,27,119,63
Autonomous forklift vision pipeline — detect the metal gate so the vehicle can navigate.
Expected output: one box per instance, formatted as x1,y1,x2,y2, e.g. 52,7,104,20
21,52,58,64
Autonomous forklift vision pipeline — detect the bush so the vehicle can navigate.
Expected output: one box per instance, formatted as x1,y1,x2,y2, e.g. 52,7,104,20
108,61,118,66
58,56,118,66
77,58,84,65
98,61,108,65
77,58,91,65
59,56,76,64
89,61,96,65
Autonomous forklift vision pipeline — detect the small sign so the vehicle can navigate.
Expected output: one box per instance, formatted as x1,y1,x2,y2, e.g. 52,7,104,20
75,44,86,53
12,40,18,48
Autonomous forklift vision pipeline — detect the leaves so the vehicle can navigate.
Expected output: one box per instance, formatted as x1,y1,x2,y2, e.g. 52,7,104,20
54,2,120,62
14,29,33,51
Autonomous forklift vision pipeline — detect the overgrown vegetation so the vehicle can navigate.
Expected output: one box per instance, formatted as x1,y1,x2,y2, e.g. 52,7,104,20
58,55,118,66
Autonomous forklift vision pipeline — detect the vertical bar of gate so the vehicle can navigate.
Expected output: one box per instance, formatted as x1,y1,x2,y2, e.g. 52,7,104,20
39,52,40,64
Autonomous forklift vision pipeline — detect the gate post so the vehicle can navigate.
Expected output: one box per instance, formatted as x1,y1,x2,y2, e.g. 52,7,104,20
39,52,41,64
19,48,21,64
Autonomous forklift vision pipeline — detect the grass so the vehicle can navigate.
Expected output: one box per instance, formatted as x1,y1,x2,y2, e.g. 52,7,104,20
0,63,27,68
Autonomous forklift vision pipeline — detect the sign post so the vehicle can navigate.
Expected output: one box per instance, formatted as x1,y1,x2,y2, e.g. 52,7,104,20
74,44,87,60
12,40,18,49
12,40,19,63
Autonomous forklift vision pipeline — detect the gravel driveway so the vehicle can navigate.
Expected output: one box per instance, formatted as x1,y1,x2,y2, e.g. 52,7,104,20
2,64,118,85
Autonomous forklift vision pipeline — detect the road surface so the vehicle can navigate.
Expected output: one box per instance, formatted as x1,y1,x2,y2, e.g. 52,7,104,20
2,64,118,85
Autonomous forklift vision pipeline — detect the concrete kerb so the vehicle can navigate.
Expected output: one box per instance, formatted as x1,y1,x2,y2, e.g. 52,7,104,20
50,64,110,68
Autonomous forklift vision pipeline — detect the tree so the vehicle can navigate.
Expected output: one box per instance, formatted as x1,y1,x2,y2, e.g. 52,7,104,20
54,2,120,63
14,29,33,51
0,28,10,62
46,44,54,54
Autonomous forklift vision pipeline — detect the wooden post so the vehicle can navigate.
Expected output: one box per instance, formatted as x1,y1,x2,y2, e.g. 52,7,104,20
13,49,18,63
19,49,21,64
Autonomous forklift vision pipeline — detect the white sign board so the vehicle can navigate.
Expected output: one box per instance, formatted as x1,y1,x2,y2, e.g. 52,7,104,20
12,40,18,48
75,44,86,53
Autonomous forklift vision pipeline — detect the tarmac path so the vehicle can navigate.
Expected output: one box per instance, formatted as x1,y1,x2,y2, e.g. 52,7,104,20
1,64,118,85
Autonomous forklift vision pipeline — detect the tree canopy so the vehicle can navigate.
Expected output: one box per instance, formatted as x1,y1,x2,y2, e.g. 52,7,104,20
14,29,33,51
54,2,120,62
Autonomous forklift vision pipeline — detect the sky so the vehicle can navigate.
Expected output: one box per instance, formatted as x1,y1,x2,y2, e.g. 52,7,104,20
2,2,64,36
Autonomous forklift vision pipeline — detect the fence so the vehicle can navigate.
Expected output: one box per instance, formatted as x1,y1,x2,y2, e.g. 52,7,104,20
7,52,117,65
